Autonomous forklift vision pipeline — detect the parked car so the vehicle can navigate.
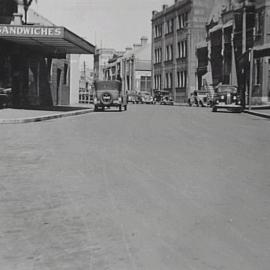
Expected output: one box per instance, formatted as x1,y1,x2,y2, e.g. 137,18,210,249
188,90,213,107
212,85,243,113
160,96,174,105
128,93,139,104
153,90,170,103
140,92,154,104
0,87,11,108
93,80,127,111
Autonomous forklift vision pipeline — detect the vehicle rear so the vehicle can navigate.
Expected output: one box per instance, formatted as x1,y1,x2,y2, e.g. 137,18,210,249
93,80,127,111
141,92,153,104
212,85,243,112
0,87,11,108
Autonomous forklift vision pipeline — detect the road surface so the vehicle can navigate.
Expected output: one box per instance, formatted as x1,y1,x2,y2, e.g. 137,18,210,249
0,105,270,270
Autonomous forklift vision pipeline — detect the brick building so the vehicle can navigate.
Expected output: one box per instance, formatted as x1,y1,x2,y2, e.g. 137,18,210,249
151,0,215,103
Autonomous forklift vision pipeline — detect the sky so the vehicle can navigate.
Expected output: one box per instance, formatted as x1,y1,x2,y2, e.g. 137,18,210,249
31,0,174,51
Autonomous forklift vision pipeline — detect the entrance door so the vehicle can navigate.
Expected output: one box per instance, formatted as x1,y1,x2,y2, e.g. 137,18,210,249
56,68,61,105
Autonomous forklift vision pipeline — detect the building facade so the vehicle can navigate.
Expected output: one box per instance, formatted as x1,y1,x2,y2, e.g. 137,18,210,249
252,0,270,104
103,37,152,94
199,0,270,106
151,0,215,103
94,48,123,81
0,0,94,107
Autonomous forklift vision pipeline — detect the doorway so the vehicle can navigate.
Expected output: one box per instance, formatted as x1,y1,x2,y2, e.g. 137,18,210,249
56,68,61,105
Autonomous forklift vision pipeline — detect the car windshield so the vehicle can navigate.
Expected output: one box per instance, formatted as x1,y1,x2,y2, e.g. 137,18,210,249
216,86,237,93
95,81,121,91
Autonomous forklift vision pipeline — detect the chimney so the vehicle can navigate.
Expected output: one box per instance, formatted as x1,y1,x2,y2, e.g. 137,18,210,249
152,10,158,16
162,4,168,10
11,13,23,25
141,36,148,46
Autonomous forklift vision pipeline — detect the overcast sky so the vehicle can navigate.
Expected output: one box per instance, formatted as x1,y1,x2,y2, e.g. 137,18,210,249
31,0,174,51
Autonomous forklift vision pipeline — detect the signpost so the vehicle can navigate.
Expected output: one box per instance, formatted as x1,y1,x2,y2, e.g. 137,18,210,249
248,48,253,111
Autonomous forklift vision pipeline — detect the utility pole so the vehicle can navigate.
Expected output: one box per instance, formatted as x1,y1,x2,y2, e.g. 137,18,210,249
242,3,246,54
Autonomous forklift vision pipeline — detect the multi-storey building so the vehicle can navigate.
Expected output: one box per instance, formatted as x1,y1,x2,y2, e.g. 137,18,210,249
103,37,152,94
198,0,270,106
252,0,270,104
151,0,215,103
94,48,124,80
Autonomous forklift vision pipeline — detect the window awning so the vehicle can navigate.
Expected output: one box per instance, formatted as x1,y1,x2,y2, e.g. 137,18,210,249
209,24,222,33
0,24,95,56
253,43,270,58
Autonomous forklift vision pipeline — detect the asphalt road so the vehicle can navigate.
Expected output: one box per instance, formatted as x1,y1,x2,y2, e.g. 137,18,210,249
0,105,270,270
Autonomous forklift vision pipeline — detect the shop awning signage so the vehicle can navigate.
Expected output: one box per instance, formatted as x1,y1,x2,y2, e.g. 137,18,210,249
0,24,95,55
0,25,63,37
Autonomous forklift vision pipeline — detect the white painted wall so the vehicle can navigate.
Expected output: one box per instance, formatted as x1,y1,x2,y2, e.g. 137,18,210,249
70,54,80,105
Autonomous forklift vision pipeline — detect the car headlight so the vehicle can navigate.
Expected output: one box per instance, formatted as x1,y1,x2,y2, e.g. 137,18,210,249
233,96,237,100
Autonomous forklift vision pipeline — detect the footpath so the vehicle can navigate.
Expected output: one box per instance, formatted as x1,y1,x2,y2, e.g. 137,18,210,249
0,104,269,124
243,106,270,119
0,105,93,124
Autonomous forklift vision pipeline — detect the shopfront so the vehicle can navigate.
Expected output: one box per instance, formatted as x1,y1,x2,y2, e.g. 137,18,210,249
0,24,95,107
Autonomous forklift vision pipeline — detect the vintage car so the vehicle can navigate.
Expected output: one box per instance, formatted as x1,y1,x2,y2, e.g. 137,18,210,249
188,90,213,107
0,87,12,108
212,85,243,113
93,80,127,111
140,92,154,104
128,93,139,104
160,96,174,105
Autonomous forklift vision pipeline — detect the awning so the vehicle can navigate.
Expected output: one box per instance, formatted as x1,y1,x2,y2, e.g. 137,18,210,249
223,20,233,29
253,43,270,58
209,24,222,33
196,40,207,49
0,24,95,56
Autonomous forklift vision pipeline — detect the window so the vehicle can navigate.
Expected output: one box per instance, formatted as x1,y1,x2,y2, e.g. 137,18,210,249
154,24,163,38
165,45,173,61
177,70,187,88
154,48,162,63
154,74,161,90
177,40,187,59
165,72,172,89
177,12,188,30
255,10,264,39
140,76,151,91
165,19,174,34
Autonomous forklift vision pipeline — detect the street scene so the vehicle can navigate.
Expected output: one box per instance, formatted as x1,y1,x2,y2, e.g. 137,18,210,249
1,105,270,270
1,0,270,269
